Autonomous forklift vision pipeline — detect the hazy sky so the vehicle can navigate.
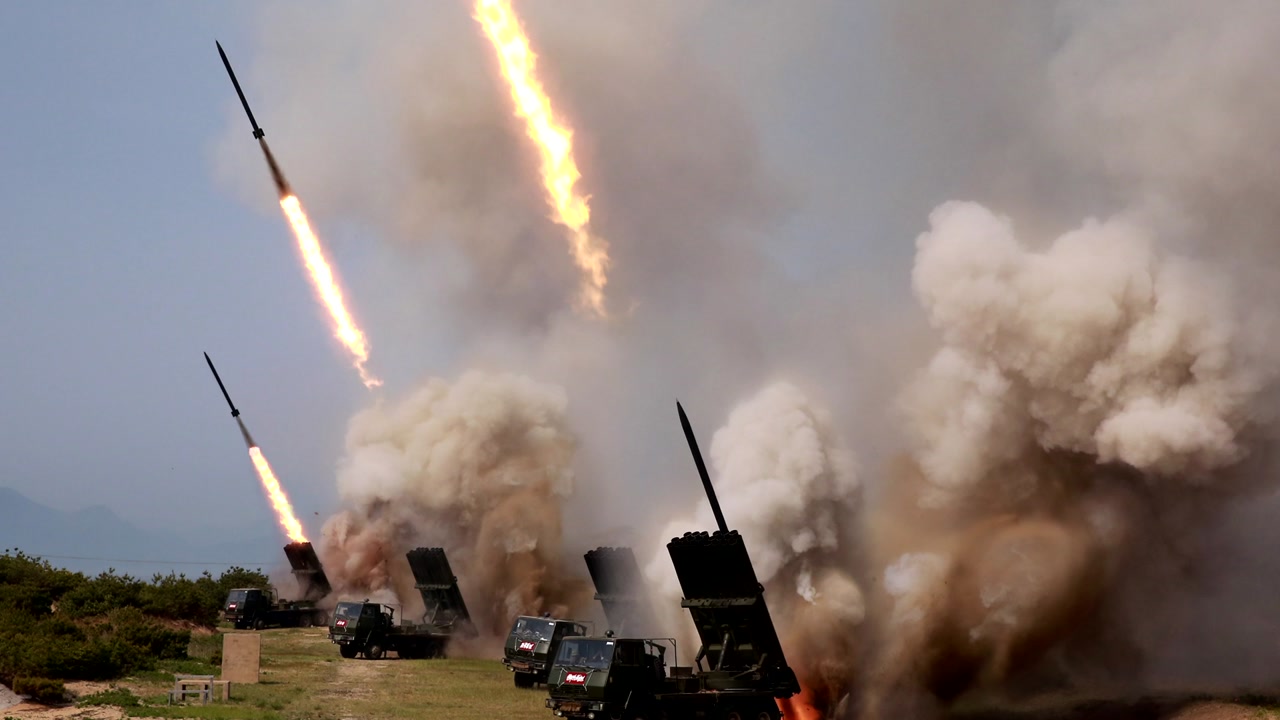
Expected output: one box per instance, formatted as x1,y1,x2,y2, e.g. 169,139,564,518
0,2,997,564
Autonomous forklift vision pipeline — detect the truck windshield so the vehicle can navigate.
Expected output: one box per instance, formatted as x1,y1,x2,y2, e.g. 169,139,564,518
512,617,556,642
555,639,614,671
334,603,363,619
226,590,248,603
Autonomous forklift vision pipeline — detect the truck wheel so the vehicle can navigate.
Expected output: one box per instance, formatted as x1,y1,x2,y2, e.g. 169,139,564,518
513,672,534,689
339,645,358,659
365,644,385,660
253,618,265,631
314,611,329,627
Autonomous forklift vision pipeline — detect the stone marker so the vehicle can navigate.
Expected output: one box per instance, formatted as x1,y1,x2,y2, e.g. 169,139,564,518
221,632,261,684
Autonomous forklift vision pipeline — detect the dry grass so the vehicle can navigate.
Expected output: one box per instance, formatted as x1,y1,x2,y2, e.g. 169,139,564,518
53,627,550,720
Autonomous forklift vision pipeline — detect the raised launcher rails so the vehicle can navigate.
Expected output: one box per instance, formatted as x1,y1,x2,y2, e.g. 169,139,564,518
405,547,477,637
583,546,656,637
667,529,799,697
543,402,798,720
284,541,333,602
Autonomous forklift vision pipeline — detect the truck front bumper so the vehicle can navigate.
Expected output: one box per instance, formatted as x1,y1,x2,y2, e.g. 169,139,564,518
545,698,608,718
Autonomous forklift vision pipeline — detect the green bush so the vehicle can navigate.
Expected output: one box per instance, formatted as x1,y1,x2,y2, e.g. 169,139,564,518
12,677,66,704
108,608,190,660
78,687,141,707
0,552,268,684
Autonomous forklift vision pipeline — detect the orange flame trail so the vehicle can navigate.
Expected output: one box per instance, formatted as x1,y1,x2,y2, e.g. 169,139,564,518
247,445,307,543
474,0,610,317
279,194,381,388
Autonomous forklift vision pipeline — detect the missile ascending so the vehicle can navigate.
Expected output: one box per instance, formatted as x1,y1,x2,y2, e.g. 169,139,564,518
204,352,241,418
215,40,292,197
216,40,264,140
677,401,729,534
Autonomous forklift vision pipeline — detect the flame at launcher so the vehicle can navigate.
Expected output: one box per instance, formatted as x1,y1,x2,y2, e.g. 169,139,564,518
473,0,611,317
777,683,823,720
278,195,381,388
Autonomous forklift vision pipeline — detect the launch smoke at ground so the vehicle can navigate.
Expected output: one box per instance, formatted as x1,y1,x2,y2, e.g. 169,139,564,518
320,371,587,637
858,3,1280,715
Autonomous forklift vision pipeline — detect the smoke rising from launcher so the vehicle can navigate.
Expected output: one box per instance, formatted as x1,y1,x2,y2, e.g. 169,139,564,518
319,371,591,640
646,384,865,717
857,3,1280,713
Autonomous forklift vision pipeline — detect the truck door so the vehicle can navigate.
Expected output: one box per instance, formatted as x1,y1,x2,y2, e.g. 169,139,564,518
360,604,382,644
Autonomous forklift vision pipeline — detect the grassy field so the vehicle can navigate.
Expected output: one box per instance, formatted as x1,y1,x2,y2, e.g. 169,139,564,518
73,627,550,720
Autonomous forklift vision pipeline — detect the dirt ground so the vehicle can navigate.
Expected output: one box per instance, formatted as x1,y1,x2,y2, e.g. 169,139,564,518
3,682,122,720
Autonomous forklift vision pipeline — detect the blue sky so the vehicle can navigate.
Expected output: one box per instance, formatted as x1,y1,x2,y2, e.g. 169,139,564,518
0,3,364,545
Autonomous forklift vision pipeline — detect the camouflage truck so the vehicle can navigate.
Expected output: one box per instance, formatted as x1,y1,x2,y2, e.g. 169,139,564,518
223,542,331,630
543,402,799,720
329,547,477,660
503,615,592,688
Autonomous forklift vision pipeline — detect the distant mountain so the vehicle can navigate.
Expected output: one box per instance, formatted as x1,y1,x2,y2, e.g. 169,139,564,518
0,486,287,577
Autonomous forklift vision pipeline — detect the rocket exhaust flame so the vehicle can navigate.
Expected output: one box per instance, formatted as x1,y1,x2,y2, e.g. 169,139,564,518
278,195,381,388
245,442,308,544
473,0,610,317
777,683,823,720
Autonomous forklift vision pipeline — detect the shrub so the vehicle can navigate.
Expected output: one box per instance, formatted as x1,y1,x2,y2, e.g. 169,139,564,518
12,677,66,704
0,552,269,684
78,687,141,707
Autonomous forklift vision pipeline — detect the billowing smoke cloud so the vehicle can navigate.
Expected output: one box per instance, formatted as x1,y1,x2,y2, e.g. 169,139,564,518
906,202,1263,508
861,1,1280,713
644,382,864,712
320,371,590,639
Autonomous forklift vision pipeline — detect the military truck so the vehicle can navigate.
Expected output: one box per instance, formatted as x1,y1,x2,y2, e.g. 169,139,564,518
223,587,328,630
328,601,450,659
503,614,592,688
329,547,477,660
543,401,800,720
223,541,332,630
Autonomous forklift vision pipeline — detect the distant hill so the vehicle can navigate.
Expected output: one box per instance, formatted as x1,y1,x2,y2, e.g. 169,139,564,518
0,486,286,577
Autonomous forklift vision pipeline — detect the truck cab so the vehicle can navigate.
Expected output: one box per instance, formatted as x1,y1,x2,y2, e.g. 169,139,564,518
503,615,589,688
223,587,274,629
329,601,392,659
545,635,671,719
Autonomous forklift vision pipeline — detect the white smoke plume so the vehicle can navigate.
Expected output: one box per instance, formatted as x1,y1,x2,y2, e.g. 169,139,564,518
320,371,591,640
860,1,1280,712
644,382,864,710
905,201,1265,508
